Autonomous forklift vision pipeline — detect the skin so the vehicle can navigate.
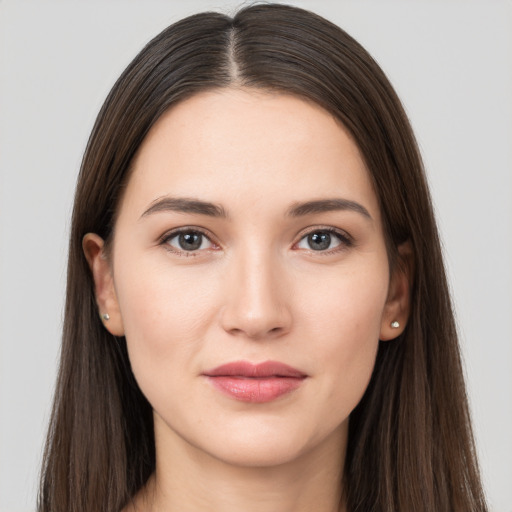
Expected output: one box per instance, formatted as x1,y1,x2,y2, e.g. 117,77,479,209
84,88,410,512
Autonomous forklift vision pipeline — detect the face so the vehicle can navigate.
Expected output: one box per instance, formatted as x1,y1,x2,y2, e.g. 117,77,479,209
86,88,408,469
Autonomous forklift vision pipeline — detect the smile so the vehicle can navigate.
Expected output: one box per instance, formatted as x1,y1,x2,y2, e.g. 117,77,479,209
203,360,307,403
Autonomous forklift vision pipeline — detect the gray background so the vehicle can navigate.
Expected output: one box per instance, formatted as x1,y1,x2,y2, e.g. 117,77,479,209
1,1,511,510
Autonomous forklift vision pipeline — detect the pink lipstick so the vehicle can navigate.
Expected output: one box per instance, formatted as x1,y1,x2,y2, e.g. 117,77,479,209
203,361,307,403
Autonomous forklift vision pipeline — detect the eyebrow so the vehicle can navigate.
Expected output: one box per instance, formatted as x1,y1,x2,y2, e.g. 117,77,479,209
140,197,228,219
286,198,372,220
140,196,371,221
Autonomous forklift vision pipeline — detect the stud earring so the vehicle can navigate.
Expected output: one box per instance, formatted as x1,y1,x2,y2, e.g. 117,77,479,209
390,320,400,329
102,313,110,321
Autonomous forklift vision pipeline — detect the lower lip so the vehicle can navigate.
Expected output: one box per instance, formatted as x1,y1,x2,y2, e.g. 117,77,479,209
206,376,305,403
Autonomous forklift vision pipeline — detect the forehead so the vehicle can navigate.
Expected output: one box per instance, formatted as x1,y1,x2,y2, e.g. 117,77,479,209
121,88,381,222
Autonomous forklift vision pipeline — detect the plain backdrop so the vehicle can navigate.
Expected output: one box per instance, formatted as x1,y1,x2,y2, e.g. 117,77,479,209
0,1,511,511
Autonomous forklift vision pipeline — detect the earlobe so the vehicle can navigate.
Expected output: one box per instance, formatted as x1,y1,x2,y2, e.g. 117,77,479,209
82,233,125,336
380,241,414,341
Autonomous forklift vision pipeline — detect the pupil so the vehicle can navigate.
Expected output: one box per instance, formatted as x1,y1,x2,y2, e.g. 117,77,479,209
179,232,202,251
308,232,330,250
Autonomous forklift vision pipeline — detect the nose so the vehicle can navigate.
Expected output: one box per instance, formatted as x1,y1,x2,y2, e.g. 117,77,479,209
220,248,292,340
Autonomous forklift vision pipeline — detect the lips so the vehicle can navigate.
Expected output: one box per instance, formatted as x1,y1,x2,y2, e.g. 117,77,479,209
203,361,307,403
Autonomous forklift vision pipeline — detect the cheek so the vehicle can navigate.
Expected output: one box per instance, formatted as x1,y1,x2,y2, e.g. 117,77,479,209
298,264,388,417
300,261,388,348
113,255,219,384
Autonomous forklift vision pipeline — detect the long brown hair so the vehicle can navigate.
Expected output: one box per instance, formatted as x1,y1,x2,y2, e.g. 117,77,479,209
38,4,488,511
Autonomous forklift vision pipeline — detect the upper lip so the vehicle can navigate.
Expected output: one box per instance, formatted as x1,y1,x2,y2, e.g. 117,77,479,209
203,360,307,378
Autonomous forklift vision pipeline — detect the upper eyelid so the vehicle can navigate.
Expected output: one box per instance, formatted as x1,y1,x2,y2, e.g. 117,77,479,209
159,227,219,256
158,224,353,249
160,226,215,243
292,227,355,255
295,225,353,242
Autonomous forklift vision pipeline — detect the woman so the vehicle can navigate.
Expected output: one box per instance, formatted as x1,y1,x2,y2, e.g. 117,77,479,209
38,4,488,511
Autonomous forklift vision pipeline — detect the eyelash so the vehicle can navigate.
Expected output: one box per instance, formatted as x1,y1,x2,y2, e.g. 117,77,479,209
159,226,354,257
293,226,354,255
160,227,218,257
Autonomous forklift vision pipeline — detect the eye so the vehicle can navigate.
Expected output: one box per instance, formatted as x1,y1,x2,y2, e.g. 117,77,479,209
295,229,351,252
163,229,215,254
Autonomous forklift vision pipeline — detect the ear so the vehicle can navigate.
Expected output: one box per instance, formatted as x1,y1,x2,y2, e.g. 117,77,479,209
380,241,414,341
82,233,125,336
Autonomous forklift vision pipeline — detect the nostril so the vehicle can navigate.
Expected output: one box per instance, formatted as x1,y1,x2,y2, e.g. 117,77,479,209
219,277,293,339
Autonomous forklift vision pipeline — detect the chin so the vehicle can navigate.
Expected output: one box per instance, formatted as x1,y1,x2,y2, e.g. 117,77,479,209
208,436,314,469
188,416,347,470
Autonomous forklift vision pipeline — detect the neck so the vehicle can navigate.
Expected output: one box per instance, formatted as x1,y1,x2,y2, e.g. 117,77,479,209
129,418,348,512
